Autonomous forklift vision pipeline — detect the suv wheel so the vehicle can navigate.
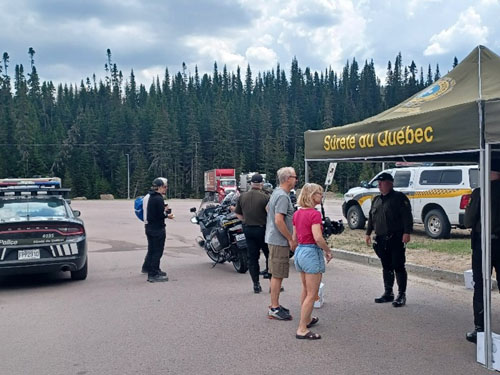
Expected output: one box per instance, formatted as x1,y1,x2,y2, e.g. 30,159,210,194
347,205,366,230
424,209,451,239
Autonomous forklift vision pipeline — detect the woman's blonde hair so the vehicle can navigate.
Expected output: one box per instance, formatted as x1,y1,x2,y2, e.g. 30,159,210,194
297,183,323,208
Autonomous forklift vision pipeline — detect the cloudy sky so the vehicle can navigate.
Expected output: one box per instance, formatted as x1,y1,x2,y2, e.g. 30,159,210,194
1,0,499,87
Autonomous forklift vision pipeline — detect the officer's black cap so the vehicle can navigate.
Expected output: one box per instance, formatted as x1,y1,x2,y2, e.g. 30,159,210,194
374,172,394,182
251,174,263,183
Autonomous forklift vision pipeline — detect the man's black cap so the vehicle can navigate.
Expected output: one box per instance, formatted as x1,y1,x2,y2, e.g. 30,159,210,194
250,174,263,183
152,177,168,187
374,172,394,182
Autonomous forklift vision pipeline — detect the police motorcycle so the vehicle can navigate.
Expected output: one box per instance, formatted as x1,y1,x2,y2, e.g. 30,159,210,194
320,202,344,238
189,192,248,273
319,174,344,239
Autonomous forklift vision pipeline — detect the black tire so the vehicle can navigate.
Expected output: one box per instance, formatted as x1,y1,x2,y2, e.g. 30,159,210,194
347,205,366,230
424,209,451,239
232,249,248,273
71,257,88,280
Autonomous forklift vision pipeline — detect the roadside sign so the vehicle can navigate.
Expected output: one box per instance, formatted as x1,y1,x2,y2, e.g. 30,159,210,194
324,162,337,186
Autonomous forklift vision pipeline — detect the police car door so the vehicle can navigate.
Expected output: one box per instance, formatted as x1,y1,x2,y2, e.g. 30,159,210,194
393,169,414,219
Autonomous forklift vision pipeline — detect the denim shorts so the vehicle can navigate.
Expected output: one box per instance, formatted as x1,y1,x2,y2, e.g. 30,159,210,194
294,244,325,274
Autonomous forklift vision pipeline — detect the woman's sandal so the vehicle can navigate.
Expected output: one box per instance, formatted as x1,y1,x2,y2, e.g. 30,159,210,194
307,316,319,328
296,331,321,340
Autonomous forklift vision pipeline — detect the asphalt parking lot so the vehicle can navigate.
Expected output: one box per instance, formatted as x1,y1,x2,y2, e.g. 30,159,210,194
0,198,497,375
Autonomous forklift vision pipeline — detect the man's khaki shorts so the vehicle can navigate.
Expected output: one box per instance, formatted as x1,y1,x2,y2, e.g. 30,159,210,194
268,244,291,279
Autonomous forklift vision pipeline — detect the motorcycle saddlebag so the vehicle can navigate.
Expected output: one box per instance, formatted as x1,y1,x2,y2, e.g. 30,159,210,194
216,228,230,249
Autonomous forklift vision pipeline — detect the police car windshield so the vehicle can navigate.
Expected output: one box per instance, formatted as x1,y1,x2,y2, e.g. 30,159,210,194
0,199,68,222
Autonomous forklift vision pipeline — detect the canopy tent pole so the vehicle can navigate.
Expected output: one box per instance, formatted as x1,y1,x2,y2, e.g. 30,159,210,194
480,141,493,369
476,44,493,370
305,160,309,183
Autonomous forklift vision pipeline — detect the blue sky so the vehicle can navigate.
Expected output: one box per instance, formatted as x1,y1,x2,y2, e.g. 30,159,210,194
1,0,499,87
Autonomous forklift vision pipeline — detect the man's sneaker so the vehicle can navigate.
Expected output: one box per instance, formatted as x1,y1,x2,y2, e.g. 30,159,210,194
142,267,167,277
268,306,292,320
280,305,290,314
269,305,290,314
147,274,169,283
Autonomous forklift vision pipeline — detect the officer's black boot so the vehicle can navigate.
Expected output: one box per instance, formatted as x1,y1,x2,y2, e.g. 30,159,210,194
466,326,484,344
393,270,407,307
375,270,395,303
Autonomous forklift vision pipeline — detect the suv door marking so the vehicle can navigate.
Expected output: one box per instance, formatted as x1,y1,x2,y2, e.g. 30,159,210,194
409,188,472,199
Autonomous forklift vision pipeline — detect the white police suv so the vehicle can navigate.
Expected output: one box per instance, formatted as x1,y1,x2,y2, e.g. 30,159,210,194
342,165,478,239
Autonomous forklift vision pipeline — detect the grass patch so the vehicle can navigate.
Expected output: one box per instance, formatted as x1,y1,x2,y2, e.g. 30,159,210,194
328,227,472,256
406,239,471,255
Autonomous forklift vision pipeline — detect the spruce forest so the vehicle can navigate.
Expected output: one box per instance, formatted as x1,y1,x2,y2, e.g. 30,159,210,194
0,49,454,198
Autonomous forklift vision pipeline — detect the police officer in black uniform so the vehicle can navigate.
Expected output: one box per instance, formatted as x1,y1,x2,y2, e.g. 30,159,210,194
464,161,500,343
234,173,270,293
142,177,174,283
365,172,413,307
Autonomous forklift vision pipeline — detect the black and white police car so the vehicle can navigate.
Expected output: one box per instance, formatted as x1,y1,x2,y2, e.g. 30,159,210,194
0,178,88,280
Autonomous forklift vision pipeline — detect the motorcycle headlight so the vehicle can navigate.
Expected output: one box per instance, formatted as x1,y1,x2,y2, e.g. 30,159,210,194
190,217,198,224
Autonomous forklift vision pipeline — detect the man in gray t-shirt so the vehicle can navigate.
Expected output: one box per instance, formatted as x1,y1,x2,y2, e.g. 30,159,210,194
265,167,298,321
265,188,294,245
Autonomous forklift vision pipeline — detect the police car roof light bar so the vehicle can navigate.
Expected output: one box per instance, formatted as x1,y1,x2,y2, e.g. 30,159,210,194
0,177,62,188
0,186,70,198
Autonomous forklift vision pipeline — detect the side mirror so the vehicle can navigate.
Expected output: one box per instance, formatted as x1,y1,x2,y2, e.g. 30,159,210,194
190,207,197,213
72,210,81,217
190,217,198,224
360,181,369,188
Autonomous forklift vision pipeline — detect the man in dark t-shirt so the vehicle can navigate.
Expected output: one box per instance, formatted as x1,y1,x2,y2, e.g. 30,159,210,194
235,173,270,293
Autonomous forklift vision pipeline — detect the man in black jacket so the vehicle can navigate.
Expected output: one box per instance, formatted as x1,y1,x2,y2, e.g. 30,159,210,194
365,172,413,307
465,161,500,343
142,177,174,283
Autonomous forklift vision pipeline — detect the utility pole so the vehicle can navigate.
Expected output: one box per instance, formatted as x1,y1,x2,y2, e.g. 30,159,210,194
125,153,130,199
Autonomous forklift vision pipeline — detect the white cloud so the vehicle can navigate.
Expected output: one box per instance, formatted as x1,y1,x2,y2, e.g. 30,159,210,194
236,0,369,71
183,36,246,71
137,65,165,85
245,46,278,66
407,0,441,17
480,0,498,5
424,7,488,56
258,34,274,46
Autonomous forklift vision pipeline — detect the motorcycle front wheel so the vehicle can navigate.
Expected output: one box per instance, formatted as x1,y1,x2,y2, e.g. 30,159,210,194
232,249,248,273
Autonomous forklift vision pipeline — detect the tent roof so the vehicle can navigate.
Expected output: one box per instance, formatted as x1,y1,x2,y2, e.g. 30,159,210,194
304,46,500,162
